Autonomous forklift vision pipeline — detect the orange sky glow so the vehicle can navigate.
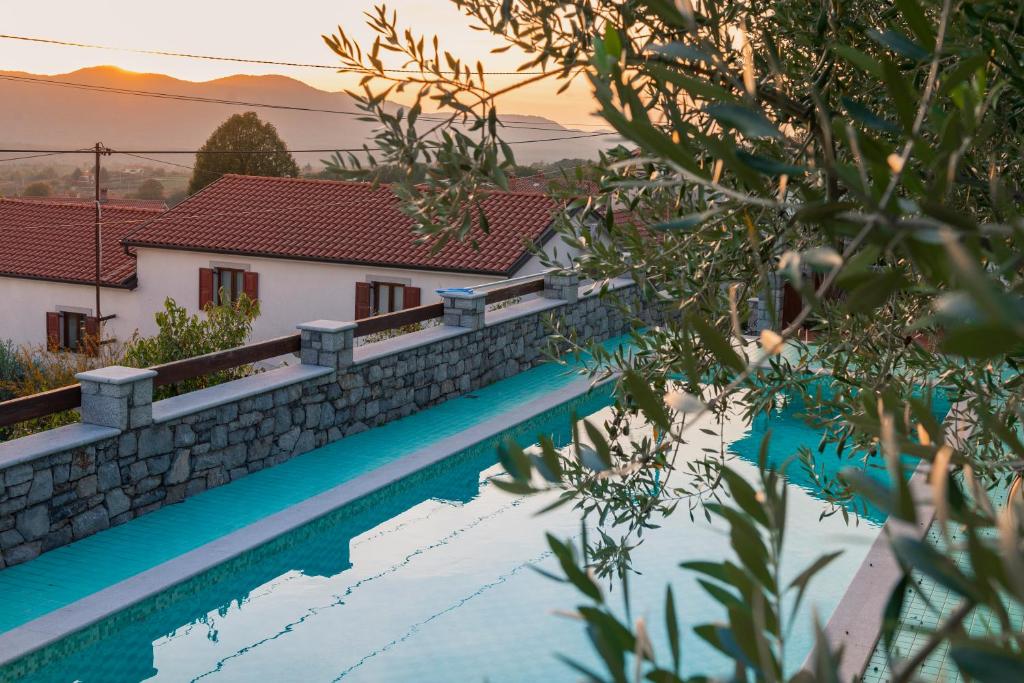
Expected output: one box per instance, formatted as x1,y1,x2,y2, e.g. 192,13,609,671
0,0,603,127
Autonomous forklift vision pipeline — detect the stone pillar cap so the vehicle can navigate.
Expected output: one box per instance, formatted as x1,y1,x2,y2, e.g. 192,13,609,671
436,288,487,300
76,366,158,385
297,320,358,333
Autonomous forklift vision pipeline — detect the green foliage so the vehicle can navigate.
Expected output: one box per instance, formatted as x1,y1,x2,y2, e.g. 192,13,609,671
21,181,51,197
330,0,1024,680
538,459,846,682
187,111,299,195
132,178,165,200
122,295,260,398
0,339,21,402
0,340,22,440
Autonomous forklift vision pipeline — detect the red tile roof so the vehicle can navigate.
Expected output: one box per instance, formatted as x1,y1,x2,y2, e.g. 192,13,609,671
506,175,599,196
14,196,168,210
0,199,162,287
124,175,560,276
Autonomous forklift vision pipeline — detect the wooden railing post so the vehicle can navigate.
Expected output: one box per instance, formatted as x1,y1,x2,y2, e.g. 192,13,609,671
441,291,488,330
297,320,356,369
543,270,580,303
75,366,157,430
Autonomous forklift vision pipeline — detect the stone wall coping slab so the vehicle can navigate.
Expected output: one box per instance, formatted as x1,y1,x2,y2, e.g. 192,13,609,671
74,367,158,385
486,296,566,326
151,364,334,424
0,423,121,471
579,276,634,299
352,324,471,364
296,320,358,333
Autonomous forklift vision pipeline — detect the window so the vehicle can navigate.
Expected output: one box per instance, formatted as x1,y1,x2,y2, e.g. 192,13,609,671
213,267,245,305
371,281,405,315
62,312,86,351
46,311,95,352
199,267,259,308
355,282,420,318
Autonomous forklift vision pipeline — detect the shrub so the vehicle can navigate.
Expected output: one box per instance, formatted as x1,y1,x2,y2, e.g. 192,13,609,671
123,295,260,398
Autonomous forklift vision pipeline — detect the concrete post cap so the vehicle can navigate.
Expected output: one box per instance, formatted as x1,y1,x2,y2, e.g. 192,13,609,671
296,320,358,333
75,366,158,385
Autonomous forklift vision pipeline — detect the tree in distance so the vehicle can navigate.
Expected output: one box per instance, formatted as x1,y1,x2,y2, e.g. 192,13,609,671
187,111,299,195
132,178,165,200
21,181,51,197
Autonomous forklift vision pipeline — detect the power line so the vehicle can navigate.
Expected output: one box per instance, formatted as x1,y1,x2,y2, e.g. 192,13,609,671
0,33,548,75
0,72,611,133
0,150,81,162
0,131,618,164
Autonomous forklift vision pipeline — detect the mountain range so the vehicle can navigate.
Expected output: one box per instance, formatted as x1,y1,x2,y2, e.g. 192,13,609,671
0,66,614,166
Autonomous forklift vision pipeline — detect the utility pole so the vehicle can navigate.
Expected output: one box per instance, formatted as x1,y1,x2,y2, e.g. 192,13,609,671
93,142,110,338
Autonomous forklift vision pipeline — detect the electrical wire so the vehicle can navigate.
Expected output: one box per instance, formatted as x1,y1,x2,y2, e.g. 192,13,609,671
0,150,80,162
0,131,617,164
0,33,549,75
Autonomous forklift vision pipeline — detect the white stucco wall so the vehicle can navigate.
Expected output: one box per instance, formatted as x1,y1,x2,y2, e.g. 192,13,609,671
0,276,136,349
129,248,510,341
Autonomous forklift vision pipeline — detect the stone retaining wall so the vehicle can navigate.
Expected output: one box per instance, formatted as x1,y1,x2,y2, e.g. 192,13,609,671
0,276,658,567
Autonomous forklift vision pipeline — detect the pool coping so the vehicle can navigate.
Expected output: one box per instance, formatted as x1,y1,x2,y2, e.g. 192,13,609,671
802,400,975,679
0,373,608,668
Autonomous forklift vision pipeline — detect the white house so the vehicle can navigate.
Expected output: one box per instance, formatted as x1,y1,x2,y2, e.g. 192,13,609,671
0,198,163,351
1,175,576,350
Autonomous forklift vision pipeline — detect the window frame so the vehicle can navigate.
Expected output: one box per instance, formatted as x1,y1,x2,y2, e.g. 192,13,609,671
60,311,87,351
213,267,246,306
370,280,407,315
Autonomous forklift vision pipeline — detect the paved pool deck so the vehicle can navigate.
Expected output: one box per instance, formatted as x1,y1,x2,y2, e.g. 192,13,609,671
0,338,627,664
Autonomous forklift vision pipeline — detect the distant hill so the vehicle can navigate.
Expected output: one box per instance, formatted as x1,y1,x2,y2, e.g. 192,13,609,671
0,66,615,166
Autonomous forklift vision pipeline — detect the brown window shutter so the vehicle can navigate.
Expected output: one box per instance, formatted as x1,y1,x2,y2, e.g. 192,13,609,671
84,316,99,356
243,271,259,301
46,312,60,352
404,286,421,309
355,282,371,319
199,268,214,308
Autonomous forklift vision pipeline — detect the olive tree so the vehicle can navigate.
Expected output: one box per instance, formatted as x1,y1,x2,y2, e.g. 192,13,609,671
325,1,1024,680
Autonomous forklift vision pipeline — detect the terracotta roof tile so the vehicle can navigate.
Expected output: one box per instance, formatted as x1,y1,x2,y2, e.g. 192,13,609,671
506,175,599,196
0,198,161,286
124,175,559,275
14,196,168,210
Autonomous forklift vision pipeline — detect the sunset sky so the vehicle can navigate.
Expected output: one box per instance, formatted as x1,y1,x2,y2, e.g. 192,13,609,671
0,0,602,126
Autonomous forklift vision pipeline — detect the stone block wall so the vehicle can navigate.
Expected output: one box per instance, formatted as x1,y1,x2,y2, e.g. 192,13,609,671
0,278,659,567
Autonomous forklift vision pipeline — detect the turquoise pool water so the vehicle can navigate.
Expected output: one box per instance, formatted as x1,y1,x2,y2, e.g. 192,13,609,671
0,380,924,682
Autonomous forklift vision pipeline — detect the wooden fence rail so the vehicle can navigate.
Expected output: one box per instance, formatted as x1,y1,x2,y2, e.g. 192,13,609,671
0,275,548,429
0,386,82,429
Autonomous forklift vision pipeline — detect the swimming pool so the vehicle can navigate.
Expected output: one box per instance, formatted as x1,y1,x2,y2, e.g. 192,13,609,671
1,381,901,682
